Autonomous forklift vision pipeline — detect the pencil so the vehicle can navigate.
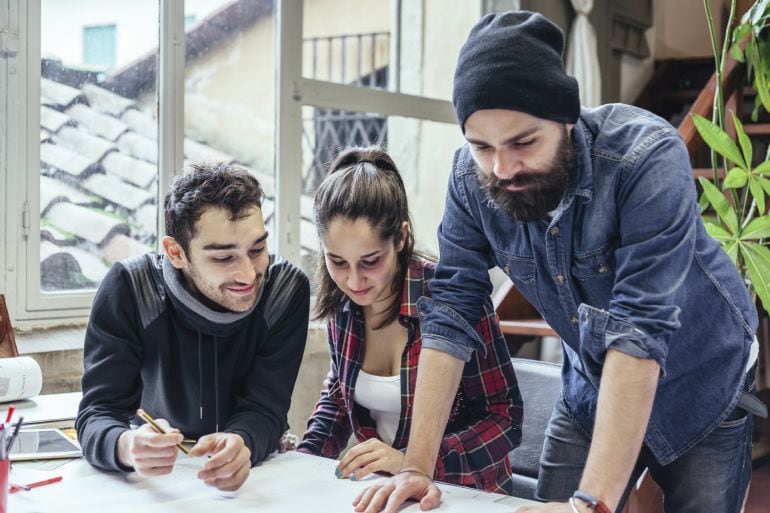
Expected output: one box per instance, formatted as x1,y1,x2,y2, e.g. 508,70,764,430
9,476,63,493
4,405,14,423
135,409,191,456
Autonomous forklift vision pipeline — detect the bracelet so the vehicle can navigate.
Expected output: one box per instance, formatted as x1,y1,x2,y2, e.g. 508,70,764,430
398,466,433,481
572,490,612,513
568,497,582,513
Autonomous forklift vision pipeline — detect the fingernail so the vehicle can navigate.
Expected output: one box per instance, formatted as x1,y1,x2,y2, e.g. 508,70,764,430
334,468,342,478
350,474,357,481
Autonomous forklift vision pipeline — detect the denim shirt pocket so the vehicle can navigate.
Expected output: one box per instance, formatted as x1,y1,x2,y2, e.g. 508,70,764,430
571,242,617,308
495,253,536,283
493,251,542,313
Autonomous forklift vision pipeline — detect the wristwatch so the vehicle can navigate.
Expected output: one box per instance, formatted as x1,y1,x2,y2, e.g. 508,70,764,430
572,490,612,513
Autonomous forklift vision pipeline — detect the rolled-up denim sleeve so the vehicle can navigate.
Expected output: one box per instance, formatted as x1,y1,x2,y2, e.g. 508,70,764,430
593,132,697,374
420,148,496,362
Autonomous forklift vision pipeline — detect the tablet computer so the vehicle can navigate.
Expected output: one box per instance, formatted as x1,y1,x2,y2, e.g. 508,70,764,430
8,428,82,461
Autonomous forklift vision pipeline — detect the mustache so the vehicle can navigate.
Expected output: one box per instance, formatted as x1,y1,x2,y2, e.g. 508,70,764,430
481,171,547,190
221,274,263,289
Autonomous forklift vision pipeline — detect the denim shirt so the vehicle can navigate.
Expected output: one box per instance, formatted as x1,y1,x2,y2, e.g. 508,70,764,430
419,104,758,465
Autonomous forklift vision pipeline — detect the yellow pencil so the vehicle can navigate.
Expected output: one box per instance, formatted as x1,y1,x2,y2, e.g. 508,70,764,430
136,408,191,456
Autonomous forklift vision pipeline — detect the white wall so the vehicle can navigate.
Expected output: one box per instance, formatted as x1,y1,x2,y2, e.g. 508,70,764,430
654,0,724,59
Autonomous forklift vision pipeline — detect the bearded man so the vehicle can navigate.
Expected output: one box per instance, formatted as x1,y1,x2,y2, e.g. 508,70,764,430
354,11,763,513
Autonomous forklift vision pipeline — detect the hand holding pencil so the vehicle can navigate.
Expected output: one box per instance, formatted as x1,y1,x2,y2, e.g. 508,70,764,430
116,409,186,477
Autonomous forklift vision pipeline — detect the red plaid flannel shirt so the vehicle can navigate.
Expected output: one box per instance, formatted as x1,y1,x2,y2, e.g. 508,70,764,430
298,256,522,494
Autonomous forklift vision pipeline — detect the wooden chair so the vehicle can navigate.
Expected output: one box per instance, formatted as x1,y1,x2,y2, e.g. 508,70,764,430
0,294,20,357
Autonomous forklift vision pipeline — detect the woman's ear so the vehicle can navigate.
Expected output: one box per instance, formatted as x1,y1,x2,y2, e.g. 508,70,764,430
396,221,409,252
162,236,188,269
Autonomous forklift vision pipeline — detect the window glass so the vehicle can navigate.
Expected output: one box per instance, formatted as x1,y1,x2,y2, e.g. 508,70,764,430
82,24,116,71
299,107,464,288
183,0,277,251
302,0,390,89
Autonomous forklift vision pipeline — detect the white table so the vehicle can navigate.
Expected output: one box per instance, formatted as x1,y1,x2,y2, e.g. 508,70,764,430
8,394,536,512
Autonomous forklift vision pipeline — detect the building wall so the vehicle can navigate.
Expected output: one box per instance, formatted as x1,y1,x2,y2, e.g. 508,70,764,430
181,13,277,176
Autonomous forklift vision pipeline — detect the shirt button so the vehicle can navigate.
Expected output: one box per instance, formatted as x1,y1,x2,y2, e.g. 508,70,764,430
570,315,579,325
555,274,565,285
550,226,560,236
598,264,609,274
503,265,511,275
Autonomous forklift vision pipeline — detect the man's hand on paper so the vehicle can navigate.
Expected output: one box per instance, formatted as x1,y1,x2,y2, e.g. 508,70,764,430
190,432,251,491
352,471,441,513
118,419,182,476
336,439,405,480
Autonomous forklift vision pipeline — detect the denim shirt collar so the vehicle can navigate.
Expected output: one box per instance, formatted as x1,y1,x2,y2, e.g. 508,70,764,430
548,119,594,228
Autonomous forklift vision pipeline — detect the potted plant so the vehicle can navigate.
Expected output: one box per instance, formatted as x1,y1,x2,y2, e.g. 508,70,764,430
692,0,770,458
693,0,770,319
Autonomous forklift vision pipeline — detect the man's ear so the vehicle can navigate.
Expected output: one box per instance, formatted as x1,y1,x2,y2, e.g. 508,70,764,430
162,236,188,269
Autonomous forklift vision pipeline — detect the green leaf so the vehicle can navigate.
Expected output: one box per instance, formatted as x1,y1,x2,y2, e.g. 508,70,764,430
741,217,770,240
691,114,746,168
704,221,734,242
732,113,753,169
730,43,745,63
732,21,751,44
723,239,740,265
756,161,770,175
750,178,767,214
754,42,770,113
698,191,710,213
760,177,770,197
723,167,748,188
743,242,770,314
699,177,739,234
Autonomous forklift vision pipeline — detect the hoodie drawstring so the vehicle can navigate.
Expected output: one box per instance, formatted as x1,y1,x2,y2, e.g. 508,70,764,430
214,335,220,433
198,330,203,421
196,331,221,433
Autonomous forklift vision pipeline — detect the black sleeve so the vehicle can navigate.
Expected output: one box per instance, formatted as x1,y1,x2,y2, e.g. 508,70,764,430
75,263,143,472
224,263,310,465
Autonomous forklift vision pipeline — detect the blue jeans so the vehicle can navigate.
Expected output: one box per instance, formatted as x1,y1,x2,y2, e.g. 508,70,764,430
536,370,755,513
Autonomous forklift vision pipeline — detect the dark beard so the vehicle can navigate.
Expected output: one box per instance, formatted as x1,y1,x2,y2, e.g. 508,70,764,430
477,127,575,222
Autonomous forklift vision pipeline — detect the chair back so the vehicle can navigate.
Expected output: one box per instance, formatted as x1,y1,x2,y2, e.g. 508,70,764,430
508,357,562,500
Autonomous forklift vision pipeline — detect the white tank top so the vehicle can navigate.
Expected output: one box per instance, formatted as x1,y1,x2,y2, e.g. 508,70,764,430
354,370,402,446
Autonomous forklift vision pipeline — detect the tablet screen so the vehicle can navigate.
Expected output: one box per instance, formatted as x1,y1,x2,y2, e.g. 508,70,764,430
9,428,82,461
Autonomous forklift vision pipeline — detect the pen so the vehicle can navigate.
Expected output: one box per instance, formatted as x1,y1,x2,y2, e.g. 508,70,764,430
136,409,191,455
6,416,24,454
5,405,14,423
9,476,63,493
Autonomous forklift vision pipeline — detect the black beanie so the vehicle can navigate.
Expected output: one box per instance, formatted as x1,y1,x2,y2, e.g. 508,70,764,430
453,11,581,131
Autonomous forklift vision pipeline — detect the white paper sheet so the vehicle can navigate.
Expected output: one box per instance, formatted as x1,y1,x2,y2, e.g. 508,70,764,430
9,451,536,512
